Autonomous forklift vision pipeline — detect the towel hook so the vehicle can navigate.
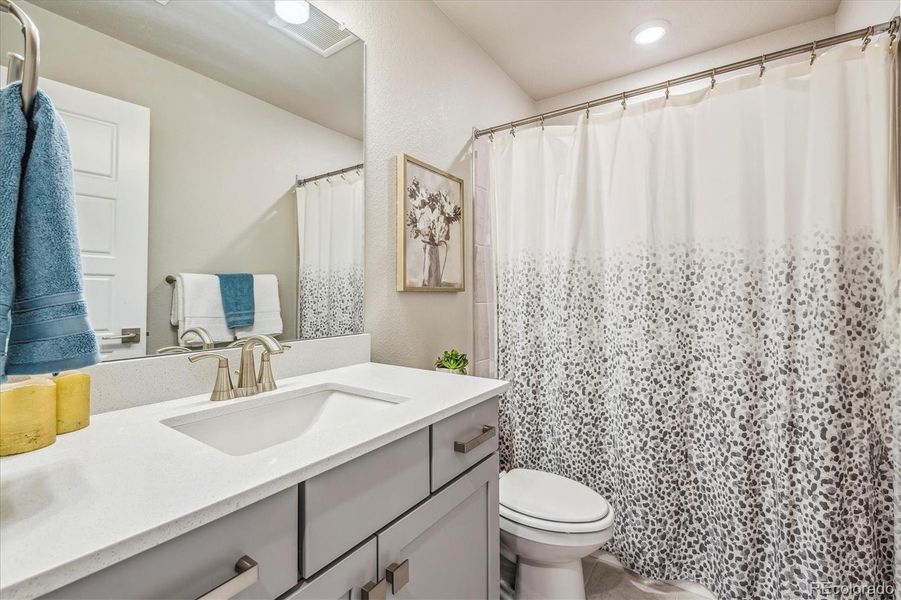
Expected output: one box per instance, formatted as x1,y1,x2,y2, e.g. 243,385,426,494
759,55,766,78
861,26,873,52
810,40,818,65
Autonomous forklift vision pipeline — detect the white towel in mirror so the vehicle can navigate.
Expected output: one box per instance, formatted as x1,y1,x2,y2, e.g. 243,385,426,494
169,273,235,343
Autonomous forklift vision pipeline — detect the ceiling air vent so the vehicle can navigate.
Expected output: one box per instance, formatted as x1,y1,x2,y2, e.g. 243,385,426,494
267,9,357,58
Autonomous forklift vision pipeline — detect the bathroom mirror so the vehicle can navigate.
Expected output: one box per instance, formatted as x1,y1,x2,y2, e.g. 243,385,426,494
0,0,364,360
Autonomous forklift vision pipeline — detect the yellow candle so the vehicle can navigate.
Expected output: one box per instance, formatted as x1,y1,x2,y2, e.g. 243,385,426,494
0,378,57,456
55,372,91,434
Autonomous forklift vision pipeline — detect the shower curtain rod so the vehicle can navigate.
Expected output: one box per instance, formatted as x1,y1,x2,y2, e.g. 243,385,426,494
474,17,900,139
296,163,364,187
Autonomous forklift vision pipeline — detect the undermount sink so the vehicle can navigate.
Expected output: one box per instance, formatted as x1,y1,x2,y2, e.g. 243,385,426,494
162,383,409,456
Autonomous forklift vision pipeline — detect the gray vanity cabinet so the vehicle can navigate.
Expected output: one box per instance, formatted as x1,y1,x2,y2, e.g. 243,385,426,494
376,454,500,600
284,539,377,600
35,398,500,600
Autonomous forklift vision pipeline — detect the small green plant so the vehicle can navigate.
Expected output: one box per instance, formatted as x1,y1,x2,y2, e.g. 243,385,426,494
435,348,468,374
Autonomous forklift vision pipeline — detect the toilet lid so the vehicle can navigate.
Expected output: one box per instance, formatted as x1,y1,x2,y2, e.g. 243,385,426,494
500,469,610,524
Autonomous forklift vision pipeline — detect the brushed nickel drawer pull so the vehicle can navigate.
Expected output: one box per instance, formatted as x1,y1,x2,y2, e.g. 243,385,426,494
454,425,496,454
361,578,387,600
386,559,410,593
196,555,258,600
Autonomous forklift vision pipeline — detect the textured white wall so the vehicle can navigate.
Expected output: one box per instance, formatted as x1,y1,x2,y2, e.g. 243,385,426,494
315,1,534,369
535,16,837,114
834,0,899,31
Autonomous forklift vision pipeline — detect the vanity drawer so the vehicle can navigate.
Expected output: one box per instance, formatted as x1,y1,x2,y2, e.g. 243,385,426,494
286,538,377,600
430,397,499,490
302,429,429,578
43,486,298,600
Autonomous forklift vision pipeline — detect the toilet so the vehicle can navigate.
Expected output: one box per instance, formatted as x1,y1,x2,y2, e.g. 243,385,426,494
500,469,614,600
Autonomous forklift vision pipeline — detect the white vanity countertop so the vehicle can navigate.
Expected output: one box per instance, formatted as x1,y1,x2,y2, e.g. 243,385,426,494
0,362,508,599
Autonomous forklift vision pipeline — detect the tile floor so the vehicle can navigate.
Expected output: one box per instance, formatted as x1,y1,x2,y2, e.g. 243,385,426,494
501,551,716,600
582,552,715,600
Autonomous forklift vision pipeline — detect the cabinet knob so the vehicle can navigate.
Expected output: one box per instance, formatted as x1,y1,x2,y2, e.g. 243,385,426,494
386,560,410,594
361,578,387,600
196,555,258,600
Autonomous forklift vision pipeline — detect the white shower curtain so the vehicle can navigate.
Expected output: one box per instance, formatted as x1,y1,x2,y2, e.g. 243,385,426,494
490,42,899,599
296,172,364,339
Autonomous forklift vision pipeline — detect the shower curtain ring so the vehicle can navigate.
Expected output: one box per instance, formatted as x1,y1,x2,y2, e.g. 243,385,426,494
810,41,817,65
488,128,495,142
759,55,766,78
664,81,670,101
710,68,716,90
620,93,626,110
585,102,590,118
510,122,516,137
540,115,545,130
861,26,873,51
888,20,897,50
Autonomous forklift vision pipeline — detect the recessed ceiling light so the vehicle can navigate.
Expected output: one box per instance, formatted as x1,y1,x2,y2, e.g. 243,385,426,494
631,20,670,46
274,0,311,25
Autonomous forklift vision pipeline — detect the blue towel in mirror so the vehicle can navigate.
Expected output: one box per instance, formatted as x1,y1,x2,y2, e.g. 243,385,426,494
217,273,255,329
1,83,101,379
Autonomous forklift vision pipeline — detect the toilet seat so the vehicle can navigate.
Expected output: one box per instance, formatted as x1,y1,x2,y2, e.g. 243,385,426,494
500,469,613,534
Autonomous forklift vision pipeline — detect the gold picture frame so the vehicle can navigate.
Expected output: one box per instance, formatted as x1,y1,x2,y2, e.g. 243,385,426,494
396,154,465,292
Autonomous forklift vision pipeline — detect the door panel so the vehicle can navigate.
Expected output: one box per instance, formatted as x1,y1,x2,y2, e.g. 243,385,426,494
378,455,499,600
40,77,150,360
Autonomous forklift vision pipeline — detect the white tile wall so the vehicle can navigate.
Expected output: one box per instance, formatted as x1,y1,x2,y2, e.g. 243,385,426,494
472,140,497,378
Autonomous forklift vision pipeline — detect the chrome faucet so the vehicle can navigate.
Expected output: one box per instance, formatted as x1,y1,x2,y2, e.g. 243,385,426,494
235,335,285,397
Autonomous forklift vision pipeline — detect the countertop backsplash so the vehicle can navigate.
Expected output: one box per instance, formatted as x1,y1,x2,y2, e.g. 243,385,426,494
81,334,371,414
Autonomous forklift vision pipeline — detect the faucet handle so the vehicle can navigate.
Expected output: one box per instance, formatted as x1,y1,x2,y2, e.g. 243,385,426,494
188,353,236,401
257,343,290,393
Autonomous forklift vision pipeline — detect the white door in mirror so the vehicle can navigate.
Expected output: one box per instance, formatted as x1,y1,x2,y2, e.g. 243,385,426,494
41,77,151,360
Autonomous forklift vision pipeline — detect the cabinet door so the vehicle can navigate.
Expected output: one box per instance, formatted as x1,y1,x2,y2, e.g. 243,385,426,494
377,455,499,600
286,538,378,600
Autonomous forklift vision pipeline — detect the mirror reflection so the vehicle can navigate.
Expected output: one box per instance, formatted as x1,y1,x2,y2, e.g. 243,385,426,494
0,0,365,360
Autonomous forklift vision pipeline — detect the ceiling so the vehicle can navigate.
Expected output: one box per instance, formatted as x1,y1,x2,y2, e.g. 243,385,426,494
31,0,364,139
435,0,841,101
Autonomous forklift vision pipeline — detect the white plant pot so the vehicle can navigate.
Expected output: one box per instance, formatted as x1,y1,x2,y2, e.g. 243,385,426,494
436,367,466,375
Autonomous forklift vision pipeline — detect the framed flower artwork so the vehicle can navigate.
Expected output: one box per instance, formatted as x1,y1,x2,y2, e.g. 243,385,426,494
396,154,465,292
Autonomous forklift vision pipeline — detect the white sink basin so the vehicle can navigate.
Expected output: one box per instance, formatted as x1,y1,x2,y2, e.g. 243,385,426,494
162,383,408,456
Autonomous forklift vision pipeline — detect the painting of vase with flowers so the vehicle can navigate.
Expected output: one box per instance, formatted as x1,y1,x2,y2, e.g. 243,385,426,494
396,154,464,291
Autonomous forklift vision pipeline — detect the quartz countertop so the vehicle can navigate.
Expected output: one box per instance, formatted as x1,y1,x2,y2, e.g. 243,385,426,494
0,362,508,599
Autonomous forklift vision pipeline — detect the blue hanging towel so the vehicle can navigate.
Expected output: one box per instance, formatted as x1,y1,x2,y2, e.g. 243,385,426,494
1,83,101,379
217,273,255,329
